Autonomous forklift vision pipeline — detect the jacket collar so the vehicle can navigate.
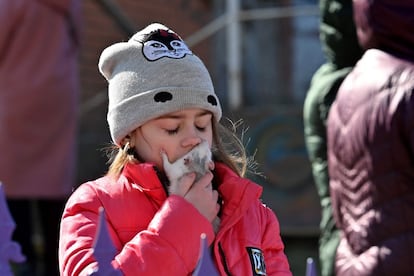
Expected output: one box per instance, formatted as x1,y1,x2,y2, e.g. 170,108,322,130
214,163,263,227
120,161,263,222
122,162,168,206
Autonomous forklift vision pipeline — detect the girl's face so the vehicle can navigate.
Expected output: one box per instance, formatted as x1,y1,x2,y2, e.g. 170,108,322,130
131,108,213,171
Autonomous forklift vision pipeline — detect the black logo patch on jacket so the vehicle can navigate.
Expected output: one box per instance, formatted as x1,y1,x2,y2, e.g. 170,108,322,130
246,247,266,275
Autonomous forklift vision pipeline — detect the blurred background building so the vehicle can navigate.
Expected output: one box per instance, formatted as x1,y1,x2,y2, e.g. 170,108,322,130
77,0,323,274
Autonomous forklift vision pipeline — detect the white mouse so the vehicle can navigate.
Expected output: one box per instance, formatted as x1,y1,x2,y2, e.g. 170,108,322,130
161,140,221,233
161,139,212,187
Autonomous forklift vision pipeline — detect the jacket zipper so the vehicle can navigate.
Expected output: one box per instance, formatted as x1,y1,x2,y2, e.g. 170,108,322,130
218,242,232,276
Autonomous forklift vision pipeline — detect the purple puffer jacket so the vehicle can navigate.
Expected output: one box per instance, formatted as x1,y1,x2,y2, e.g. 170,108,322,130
327,0,414,275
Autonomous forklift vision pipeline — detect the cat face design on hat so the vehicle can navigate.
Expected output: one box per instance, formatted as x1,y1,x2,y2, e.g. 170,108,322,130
136,28,192,61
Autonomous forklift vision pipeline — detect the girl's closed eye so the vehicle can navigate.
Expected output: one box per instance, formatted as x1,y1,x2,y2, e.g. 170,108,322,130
195,114,212,132
196,125,207,132
165,125,205,135
165,127,179,135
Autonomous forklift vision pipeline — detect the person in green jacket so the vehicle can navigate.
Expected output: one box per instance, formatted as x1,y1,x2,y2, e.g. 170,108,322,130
303,1,363,275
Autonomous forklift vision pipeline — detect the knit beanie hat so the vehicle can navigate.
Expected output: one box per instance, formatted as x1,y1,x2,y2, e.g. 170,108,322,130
99,23,222,145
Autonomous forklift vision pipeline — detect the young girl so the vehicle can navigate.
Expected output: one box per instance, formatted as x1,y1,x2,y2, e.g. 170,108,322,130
59,23,292,276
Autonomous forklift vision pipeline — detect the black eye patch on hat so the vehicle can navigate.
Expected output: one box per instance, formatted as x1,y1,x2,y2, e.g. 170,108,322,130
154,91,173,103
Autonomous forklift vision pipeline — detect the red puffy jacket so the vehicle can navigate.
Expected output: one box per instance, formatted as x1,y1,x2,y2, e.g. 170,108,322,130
59,162,292,275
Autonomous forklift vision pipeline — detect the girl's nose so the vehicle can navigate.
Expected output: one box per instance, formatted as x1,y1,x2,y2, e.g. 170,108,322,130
181,134,202,148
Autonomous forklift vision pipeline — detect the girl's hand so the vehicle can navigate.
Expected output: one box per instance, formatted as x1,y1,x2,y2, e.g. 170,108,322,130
170,172,220,223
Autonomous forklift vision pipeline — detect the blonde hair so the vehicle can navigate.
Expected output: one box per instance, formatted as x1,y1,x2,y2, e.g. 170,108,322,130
105,118,250,178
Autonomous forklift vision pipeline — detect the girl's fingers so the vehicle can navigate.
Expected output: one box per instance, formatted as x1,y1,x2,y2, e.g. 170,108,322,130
169,172,196,196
